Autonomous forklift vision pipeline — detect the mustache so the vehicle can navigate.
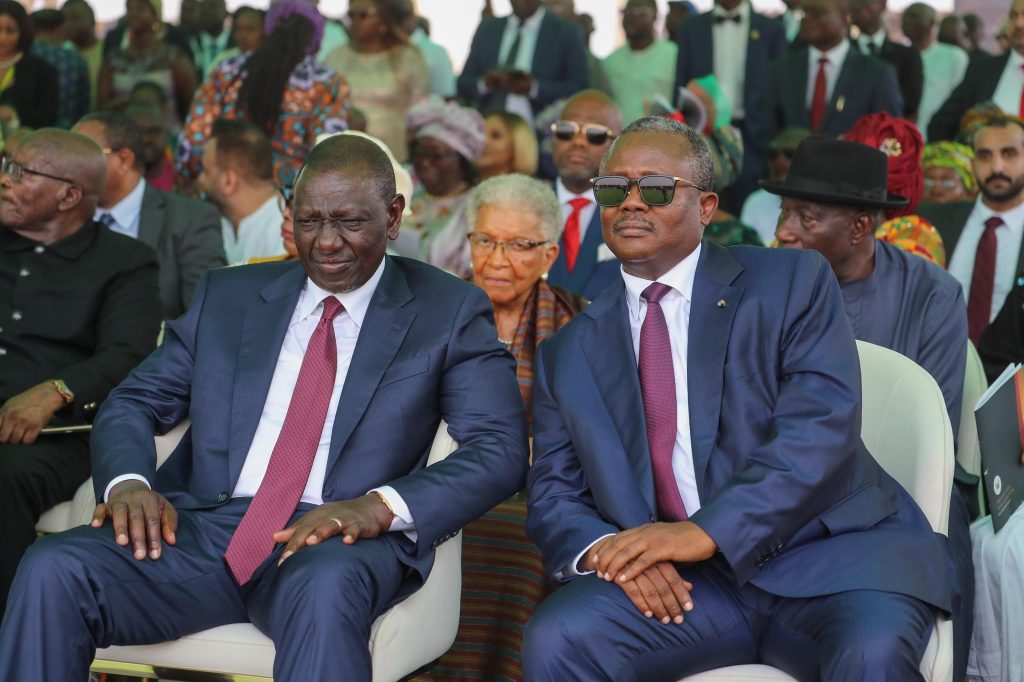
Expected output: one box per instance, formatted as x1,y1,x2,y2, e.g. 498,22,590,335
985,173,1013,185
612,215,656,230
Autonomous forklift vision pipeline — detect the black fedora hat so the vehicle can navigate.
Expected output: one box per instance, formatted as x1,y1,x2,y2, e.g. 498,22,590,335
760,135,909,210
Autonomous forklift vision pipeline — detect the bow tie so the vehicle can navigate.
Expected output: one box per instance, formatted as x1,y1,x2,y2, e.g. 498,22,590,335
714,13,741,24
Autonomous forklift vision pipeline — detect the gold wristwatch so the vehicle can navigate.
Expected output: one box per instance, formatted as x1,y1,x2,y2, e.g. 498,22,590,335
51,379,74,405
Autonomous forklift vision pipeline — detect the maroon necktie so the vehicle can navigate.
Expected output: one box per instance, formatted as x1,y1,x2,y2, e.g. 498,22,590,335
563,197,590,273
224,296,344,585
639,283,688,522
967,217,1002,344
810,57,828,133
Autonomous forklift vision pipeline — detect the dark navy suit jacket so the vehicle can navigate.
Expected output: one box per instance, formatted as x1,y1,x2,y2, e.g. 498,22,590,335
927,53,1008,142
546,206,620,301
527,242,951,612
456,12,590,113
91,257,529,582
672,10,788,121
755,43,904,147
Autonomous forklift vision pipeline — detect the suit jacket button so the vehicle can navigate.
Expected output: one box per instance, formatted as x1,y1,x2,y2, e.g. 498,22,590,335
217,492,229,503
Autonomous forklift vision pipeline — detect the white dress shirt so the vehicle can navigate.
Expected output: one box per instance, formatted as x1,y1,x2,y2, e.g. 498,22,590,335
221,195,286,265
492,7,546,124
555,178,597,246
104,259,414,533
712,1,751,118
806,39,851,110
567,245,703,576
948,197,1024,322
95,177,146,240
856,29,886,55
992,49,1024,117
917,42,969,140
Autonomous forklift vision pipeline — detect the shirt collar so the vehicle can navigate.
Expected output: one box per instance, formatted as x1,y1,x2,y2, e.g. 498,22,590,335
622,242,702,322
973,196,1024,231
712,1,749,21
295,256,386,329
99,177,146,229
555,177,592,205
810,38,851,67
2,220,99,258
859,29,885,49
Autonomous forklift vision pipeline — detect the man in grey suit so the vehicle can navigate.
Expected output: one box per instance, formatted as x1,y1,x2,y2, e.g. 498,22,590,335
74,112,226,319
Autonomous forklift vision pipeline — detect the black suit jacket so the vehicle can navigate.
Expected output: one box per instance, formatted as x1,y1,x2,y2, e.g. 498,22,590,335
927,53,1008,141
755,43,904,147
854,38,924,119
0,54,58,129
978,269,1024,383
456,11,590,112
917,200,974,255
137,184,226,320
672,10,788,120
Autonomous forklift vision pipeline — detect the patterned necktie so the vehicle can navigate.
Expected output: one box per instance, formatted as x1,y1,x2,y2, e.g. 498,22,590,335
224,296,345,585
967,217,1002,344
639,283,688,522
810,57,829,133
97,213,117,231
562,197,591,273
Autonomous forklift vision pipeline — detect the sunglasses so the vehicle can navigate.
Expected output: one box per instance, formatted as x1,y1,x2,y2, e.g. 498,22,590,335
551,120,616,146
591,175,705,207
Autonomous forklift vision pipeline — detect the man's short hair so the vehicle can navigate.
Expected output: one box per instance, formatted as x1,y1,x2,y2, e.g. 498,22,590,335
209,119,273,183
296,135,396,204
30,8,64,32
969,115,1024,149
602,116,715,192
61,0,95,21
466,174,562,243
77,111,145,172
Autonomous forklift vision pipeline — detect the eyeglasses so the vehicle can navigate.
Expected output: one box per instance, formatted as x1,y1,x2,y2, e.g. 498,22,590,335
590,175,705,207
1,156,77,185
924,178,962,190
276,185,293,213
551,120,616,146
468,232,550,255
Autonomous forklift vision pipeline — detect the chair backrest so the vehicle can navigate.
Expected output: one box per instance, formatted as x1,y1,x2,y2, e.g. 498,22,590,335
856,341,954,535
957,340,988,478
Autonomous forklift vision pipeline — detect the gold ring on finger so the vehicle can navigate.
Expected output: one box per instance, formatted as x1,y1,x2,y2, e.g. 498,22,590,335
330,517,343,531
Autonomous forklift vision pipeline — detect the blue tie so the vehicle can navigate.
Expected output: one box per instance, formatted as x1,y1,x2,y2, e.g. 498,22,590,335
97,213,118,231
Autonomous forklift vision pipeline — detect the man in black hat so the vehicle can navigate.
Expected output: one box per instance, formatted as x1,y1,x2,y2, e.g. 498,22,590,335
769,135,974,682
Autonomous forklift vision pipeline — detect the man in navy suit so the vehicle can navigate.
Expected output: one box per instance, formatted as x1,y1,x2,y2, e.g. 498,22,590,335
0,135,529,681
522,117,951,680
457,0,589,121
673,0,788,208
755,0,903,145
546,90,623,300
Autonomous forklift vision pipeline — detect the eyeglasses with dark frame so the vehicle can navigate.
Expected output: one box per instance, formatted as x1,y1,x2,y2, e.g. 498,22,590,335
550,120,617,146
590,175,706,207
276,185,293,213
467,232,550,255
1,156,78,186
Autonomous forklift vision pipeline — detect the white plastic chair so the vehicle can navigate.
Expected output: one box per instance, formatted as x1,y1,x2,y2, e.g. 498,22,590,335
681,342,955,682
36,420,462,682
958,341,989,513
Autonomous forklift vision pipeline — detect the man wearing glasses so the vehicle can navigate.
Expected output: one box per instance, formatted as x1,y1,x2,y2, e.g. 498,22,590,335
547,89,623,300
0,129,162,619
523,116,952,679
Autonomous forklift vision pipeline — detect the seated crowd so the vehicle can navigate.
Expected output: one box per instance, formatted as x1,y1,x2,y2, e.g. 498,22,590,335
0,0,1022,680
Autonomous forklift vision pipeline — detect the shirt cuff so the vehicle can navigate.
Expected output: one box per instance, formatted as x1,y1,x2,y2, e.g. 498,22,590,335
562,533,616,579
529,80,539,99
104,474,151,502
370,485,417,542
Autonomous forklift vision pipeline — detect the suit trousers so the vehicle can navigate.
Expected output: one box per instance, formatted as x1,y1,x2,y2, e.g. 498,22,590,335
521,556,935,682
0,433,91,618
0,498,405,682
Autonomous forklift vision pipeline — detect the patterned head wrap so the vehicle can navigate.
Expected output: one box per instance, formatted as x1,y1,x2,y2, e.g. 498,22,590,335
921,141,976,193
844,112,923,217
266,0,324,55
405,96,486,162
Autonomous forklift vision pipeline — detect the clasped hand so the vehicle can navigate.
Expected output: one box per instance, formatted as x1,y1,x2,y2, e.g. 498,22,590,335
581,521,717,625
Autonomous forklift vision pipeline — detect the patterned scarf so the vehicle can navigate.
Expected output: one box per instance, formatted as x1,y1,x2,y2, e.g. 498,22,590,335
508,280,584,425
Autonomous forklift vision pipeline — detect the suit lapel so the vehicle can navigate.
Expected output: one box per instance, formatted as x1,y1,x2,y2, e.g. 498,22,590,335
530,14,554,73
790,49,811,128
486,17,506,68
227,263,306,488
687,242,744,489
324,258,416,476
821,47,858,132
568,209,603,291
696,14,714,75
137,185,166,251
579,281,656,512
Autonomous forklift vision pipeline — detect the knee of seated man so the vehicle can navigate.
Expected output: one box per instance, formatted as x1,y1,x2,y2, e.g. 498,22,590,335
274,541,385,610
823,618,929,674
16,532,92,587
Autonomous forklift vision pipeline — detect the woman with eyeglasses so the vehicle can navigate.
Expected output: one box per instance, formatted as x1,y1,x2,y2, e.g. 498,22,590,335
0,0,59,130
404,97,485,278
921,140,977,204
176,0,349,191
324,0,428,163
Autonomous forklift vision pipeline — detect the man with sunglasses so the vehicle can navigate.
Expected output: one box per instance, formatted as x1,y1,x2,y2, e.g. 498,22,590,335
547,90,623,300
523,117,952,680
0,129,162,619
